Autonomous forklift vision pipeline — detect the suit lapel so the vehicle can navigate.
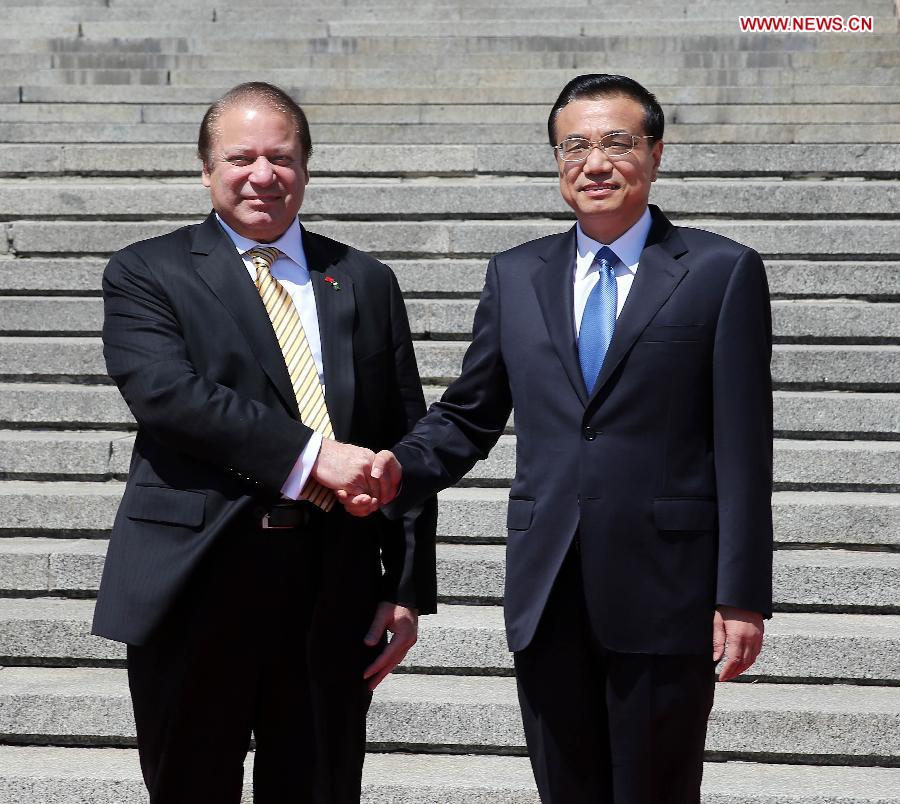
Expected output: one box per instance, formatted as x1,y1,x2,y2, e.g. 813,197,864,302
530,227,588,406
589,207,689,400
302,227,357,442
191,213,300,417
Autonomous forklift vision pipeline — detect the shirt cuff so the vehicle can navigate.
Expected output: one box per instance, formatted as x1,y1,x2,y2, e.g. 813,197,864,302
280,431,324,500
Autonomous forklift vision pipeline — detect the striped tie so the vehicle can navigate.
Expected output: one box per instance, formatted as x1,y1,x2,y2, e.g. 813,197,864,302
248,246,335,512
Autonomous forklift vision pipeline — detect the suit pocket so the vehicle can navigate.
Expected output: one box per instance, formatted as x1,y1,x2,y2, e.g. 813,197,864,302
127,485,206,528
640,324,704,343
653,498,717,532
507,498,535,531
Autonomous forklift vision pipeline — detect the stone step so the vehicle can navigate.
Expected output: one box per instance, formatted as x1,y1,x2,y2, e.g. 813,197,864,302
62,101,900,126
434,488,900,548
1,747,899,804
2,596,897,683
2,257,898,301
8,1,889,23
1,179,897,218
1,119,898,145
3,143,896,179
436,544,900,610
1,482,897,548
25,48,900,72
0,666,897,760
4,384,896,440
1,429,897,489
21,83,900,106
6,219,899,259
61,20,899,39
2,296,897,343
1,338,897,390
2,537,897,610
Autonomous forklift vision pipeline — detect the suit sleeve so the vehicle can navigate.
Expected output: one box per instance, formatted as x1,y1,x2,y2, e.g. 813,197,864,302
388,256,513,513
378,268,438,613
102,246,313,493
712,247,774,618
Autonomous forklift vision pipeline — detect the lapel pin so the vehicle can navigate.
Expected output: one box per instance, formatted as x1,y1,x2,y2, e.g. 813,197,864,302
324,276,341,291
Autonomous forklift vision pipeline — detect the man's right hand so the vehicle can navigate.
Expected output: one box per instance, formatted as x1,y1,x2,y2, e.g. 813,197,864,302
312,440,380,515
333,449,403,517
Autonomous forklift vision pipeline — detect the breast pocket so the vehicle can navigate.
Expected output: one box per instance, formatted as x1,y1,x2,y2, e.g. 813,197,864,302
639,324,705,343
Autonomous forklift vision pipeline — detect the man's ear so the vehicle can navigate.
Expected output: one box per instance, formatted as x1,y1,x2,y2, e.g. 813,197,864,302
201,160,212,188
649,139,664,182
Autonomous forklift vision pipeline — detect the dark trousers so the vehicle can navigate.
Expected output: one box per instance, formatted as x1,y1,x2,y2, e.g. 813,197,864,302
514,546,716,804
127,518,374,804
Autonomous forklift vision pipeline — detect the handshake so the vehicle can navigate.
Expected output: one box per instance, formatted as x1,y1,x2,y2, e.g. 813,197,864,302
312,440,403,517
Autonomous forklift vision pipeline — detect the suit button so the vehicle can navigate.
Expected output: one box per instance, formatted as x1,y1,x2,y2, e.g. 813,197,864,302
583,426,597,441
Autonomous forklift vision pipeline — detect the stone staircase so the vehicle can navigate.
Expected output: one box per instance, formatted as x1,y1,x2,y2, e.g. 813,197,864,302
1,0,899,801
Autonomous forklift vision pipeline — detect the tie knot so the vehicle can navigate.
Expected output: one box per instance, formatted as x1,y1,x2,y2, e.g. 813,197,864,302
247,246,282,275
595,246,618,273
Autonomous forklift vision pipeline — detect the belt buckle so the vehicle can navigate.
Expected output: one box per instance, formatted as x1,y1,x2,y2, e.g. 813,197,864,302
260,512,295,530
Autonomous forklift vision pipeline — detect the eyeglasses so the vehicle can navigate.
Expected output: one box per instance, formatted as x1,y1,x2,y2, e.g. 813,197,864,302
554,133,655,162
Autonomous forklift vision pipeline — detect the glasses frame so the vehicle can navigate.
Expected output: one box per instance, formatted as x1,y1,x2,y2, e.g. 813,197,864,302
554,133,656,163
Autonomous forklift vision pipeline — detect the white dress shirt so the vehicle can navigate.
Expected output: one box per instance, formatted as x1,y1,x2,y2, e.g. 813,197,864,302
216,214,323,499
573,206,652,336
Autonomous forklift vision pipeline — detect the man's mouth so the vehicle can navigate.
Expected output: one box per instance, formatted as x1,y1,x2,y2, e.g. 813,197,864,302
581,182,619,196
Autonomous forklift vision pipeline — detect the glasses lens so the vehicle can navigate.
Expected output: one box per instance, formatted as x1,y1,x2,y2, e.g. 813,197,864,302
600,133,636,156
559,138,591,160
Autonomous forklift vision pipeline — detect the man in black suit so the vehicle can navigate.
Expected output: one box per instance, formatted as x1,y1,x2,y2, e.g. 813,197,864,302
92,82,436,804
368,74,773,803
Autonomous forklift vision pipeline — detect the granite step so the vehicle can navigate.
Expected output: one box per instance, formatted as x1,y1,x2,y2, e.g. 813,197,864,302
2,296,898,343
3,384,897,440
0,747,899,804
1,537,897,610
2,143,896,179
1,430,897,489
0,667,897,761
1,597,897,683
95,101,900,126
0,338,897,390
436,544,900,611
1,482,897,548
6,218,899,258
9,1,890,24
0,178,897,218
32,49,900,72
432,488,900,548
21,84,900,106
2,258,898,300
1,120,898,144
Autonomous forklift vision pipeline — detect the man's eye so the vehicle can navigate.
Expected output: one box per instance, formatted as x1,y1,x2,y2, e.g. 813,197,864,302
227,156,251,166
562,140,590,154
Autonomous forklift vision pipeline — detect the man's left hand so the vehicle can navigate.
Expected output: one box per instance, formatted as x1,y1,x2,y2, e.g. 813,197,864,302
713,605,764,682
363,601,418,691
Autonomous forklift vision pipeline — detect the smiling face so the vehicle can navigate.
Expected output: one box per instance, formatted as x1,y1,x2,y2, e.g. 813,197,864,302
201,104,309,243
553,94,663,244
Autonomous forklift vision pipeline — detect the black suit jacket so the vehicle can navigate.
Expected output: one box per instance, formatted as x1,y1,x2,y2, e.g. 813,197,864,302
389,206,772,654
92,212,437,646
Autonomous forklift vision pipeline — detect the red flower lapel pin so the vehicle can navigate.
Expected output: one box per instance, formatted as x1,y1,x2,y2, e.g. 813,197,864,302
324,275,341,291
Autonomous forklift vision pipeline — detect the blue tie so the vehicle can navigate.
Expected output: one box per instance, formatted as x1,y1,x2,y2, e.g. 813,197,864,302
578,246,618,394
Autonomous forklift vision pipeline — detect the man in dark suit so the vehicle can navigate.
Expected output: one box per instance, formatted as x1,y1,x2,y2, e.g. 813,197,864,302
368,74,773,803
91,82,436,804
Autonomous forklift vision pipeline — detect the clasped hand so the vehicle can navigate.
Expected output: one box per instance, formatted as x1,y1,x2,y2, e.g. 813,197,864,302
311,440,402,517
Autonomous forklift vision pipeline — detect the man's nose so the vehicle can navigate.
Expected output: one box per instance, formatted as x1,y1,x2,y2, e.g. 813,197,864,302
583,144,613,173
249,157,276,183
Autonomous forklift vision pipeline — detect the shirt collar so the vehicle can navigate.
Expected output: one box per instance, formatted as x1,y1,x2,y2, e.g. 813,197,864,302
575,206,652,279
215,213,308,273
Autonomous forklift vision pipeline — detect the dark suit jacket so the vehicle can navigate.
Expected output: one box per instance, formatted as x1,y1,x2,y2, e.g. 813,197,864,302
92,212,437,646
389,205,772,655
